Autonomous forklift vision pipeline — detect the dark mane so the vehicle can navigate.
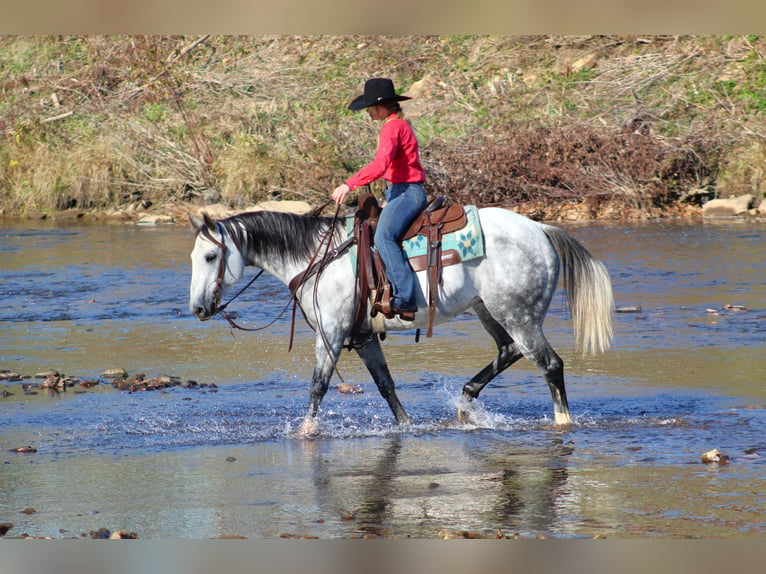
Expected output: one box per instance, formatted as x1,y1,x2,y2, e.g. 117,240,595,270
218,211,346,265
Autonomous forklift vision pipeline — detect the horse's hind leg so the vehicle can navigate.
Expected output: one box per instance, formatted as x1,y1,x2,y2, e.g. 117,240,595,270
356,335,412,425
458,301,524,423
513,325,571,425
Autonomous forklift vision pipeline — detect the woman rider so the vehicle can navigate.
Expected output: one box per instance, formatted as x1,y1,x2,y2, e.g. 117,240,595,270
331,78,427,321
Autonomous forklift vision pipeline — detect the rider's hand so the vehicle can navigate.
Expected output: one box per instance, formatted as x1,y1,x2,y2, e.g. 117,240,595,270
331,183,351,205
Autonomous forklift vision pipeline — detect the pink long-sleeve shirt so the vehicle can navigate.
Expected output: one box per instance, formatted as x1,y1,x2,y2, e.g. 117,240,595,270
345,115,427,191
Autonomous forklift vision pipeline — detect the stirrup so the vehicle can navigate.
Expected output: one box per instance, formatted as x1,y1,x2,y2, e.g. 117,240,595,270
371,301,415,321
393,308,416,322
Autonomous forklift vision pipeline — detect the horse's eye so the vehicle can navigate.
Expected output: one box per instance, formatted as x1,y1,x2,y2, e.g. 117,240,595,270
205,252,217,263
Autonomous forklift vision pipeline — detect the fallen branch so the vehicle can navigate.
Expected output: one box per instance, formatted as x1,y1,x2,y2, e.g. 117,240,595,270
40,110,73,124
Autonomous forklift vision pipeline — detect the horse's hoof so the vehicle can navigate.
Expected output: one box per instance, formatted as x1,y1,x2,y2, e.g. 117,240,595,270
292,418,320,438
457,408,474,425
554,411,572,426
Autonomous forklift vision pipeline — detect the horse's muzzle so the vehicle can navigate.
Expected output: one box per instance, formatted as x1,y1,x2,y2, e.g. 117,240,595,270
191,304,214,321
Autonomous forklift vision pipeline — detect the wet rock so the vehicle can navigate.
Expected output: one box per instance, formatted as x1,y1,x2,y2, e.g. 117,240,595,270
41,375,64,389
62,377,79,388
110,530,138,539
225,456,237,463
2,390,14,398
101,368,128,379
35,369,60,379
615,306,642,313
78,379,99,388
137,213,173,225
0,523,12,536
90,528,111,539
21,508,36,515
724,304,747,311
111,379,130,391
437,530,485,539
336,383,363,395
9,446,37,453
701,448,730,464
0,371,23,382
702,194,754,217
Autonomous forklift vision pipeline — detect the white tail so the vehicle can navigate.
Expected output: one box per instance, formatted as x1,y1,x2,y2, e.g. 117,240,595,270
542,226,614,357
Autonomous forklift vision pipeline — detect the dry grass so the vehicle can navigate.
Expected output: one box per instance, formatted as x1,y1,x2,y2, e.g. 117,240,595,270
1,35,765,217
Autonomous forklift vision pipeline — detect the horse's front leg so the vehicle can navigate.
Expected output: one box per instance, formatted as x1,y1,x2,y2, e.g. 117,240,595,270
295,331,345,437
356,335,411,425
296,360,334,437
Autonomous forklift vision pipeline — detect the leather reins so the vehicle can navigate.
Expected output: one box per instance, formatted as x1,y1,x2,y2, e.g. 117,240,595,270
200,223,283,334
200,207,355,382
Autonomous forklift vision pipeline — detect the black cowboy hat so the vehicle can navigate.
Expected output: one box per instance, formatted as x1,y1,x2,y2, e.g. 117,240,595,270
348,78,411,110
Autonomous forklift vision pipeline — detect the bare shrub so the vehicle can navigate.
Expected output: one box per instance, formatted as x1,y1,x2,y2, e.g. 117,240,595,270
423,121,716,218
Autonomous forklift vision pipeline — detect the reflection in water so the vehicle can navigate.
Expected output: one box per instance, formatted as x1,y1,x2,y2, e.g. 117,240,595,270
354,437,402,536
293,433,578,538
477,437,573,533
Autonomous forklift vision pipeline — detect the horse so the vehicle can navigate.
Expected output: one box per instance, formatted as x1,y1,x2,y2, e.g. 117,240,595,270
188,207,614,436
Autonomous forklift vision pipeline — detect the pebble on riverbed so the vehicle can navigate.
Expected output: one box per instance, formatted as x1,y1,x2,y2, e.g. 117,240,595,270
8,446,37,453
101,368,128,379
111,374,217,393
2,367,217,395
86,528,137,539
701,448,730,464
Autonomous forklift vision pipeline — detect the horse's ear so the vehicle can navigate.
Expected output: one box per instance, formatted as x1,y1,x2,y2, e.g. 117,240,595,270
189,212,216,231
189,213,204,230
202,212,216,231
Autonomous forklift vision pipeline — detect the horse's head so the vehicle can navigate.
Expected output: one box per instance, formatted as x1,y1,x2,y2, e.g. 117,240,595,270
188,212,244,321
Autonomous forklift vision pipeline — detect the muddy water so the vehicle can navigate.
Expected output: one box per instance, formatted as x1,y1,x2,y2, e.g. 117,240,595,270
1,218,765,539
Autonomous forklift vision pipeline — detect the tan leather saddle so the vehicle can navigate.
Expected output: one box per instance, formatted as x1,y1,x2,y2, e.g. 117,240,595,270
352,193,469,339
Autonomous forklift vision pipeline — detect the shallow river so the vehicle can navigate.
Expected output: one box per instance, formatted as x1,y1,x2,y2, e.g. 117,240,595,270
1,216,764,539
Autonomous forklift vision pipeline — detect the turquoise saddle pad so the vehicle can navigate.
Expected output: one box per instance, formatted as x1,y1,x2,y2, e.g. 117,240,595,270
346,205,484,269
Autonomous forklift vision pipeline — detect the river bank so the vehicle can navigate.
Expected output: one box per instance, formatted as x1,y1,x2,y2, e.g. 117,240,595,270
2,192,766,227
2,36,766,221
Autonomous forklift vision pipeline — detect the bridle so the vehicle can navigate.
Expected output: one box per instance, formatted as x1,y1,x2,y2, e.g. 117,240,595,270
199,223,229,314
196,205,352,381
199,222,265,318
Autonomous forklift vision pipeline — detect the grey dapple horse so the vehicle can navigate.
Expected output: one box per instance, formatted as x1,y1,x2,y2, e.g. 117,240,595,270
189,207,613,436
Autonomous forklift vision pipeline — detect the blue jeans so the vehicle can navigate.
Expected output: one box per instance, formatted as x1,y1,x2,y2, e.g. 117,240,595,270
375,182,427,311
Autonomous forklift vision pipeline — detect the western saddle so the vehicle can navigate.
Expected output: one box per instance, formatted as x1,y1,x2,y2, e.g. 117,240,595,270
352,192,468,339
